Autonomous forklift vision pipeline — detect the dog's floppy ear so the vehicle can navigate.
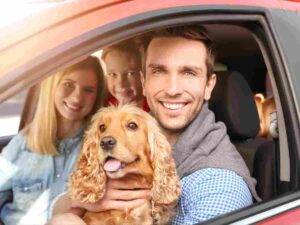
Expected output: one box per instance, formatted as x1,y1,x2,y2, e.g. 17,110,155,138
69,128,106,203
147,119,181,205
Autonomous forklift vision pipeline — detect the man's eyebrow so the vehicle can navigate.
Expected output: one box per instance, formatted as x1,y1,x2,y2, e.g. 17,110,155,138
180,65,204,73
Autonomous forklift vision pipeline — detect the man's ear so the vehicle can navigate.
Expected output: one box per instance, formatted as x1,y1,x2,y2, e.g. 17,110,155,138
204,73,217,101
140,72,146,97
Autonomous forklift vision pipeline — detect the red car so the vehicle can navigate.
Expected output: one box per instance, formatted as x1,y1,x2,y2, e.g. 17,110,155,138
1,0,300,224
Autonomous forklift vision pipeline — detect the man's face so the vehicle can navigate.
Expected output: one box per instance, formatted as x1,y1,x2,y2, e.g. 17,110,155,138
142,37,216,133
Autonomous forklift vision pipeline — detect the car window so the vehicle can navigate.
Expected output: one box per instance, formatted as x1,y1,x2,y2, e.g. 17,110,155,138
0,89,27,137
96,22,288,203
1,3,300,224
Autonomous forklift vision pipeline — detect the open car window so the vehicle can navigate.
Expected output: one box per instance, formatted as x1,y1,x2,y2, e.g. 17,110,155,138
1,2,300,224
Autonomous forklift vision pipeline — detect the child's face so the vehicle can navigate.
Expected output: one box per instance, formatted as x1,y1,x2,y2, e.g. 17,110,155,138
104,49,143,105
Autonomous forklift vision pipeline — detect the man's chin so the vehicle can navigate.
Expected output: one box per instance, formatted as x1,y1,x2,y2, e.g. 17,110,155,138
158,118,187,133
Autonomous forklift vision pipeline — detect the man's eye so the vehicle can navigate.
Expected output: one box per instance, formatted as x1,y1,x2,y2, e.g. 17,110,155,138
127,122,138,131
183,71,197,77
151,68,162,75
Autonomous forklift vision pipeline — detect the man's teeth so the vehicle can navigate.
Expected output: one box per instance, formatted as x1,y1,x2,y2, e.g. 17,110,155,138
162,102,185,110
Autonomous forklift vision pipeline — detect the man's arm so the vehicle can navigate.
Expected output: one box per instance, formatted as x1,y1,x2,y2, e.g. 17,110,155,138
172,168,253,225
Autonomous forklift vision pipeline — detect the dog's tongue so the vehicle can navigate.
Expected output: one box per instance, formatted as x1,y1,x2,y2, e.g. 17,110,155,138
104,159,122,172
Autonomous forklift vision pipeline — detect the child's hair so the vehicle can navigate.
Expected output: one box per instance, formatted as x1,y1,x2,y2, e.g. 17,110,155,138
101,39,142,68
26,56,106,155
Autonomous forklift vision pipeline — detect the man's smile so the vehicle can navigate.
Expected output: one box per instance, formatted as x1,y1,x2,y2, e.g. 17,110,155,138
161,102,187,110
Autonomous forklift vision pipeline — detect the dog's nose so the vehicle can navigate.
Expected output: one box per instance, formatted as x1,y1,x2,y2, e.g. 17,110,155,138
100,136,117,151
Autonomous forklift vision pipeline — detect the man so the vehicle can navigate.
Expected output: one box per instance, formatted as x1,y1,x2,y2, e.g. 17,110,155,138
48,25,259,225
140,25,258,224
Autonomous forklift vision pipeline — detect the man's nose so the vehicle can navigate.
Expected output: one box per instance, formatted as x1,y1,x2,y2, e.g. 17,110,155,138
164,74,183,96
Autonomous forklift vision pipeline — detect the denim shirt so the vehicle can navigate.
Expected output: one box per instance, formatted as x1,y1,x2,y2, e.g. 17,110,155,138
0,127,84,225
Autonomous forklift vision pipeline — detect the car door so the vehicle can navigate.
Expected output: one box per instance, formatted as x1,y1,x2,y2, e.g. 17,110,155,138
1,1,300,224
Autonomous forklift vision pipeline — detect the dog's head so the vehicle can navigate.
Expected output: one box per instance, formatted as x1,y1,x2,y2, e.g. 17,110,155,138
69,105,180,205
98,105,155,179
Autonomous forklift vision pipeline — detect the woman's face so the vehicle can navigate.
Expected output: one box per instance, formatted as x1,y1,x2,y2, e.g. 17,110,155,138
104,49,143,105
54,69,98,122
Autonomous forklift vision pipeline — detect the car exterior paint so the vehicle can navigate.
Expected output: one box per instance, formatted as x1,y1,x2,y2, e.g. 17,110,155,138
1,1,300,224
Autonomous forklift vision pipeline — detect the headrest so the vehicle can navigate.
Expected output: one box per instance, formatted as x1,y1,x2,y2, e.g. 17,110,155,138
209,71,260,140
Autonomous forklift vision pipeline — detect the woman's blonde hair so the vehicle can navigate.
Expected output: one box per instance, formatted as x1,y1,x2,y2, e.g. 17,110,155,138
26,56,106,155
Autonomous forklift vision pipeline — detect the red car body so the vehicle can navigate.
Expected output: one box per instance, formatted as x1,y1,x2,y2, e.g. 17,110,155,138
1,0,300,224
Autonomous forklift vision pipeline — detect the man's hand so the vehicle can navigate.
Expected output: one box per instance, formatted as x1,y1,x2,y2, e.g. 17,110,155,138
70,177,151,212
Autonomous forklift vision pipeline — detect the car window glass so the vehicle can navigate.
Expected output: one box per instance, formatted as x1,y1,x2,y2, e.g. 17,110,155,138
0,89,28,137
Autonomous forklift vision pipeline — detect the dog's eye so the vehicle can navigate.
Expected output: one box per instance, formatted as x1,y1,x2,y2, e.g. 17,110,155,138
127,122,138,131
99,124,106,132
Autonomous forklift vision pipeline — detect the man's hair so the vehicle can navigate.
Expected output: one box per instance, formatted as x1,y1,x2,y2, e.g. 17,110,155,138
142,25,216,77
26,56,106,155
102,39,142,67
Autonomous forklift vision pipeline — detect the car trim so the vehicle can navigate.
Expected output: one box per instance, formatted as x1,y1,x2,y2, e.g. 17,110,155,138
204,191,300,224
1,5,299,223
0,6,271,101
231,198,300,224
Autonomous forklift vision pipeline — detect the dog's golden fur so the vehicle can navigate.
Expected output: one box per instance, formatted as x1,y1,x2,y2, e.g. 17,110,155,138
69,105,181,225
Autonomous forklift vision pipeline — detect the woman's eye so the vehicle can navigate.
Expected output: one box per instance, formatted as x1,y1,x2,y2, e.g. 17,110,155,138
63,82,74,88
127,122,138,131
99,124,106,132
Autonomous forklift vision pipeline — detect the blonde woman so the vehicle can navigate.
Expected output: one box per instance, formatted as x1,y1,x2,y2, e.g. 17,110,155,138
0,56,105,225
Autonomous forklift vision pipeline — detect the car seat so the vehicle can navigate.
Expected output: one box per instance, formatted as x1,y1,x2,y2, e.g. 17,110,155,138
209,70,276,200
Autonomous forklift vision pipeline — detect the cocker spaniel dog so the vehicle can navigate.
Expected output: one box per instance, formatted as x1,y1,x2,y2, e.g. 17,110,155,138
69,105,180,225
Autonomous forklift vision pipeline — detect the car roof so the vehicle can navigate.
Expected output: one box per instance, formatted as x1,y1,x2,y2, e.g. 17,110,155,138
0,0,299,101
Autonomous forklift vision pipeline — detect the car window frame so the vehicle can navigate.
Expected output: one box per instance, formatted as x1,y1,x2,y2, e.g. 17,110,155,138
1,5,300,224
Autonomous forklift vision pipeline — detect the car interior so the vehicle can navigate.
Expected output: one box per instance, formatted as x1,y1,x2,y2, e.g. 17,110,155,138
206,24,280,201
0,22,292,223
207,24,288,202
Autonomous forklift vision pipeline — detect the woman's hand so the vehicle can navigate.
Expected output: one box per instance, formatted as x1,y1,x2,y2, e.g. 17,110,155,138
70,176,151,212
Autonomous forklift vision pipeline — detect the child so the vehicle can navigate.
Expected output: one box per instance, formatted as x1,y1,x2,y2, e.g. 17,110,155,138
0,56,105,225
101,39,149,111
